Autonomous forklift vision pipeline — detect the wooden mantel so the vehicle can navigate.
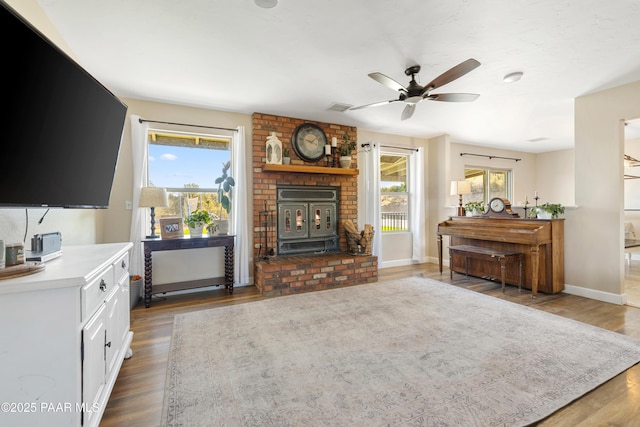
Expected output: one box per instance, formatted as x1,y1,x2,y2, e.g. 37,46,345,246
263,163,358,175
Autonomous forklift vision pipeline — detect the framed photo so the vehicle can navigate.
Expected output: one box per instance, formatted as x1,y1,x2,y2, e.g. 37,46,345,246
159,217,183,239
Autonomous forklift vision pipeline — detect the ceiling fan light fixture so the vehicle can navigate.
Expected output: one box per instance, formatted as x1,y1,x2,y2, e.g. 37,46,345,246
405,96,423,104
503,71,524,83
254,0,278,8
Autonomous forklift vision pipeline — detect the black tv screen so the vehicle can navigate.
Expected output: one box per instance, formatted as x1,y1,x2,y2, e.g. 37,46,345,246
1,1,127,208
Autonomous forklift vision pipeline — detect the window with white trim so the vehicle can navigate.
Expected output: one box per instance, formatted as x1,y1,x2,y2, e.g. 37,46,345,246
464,167,512,205
147,129,231,235
380,152,409,232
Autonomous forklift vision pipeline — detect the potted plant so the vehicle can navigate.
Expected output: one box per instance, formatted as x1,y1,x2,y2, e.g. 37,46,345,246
338,135,356,168
464,201,484,216
215,161,235,234
282,148,291,165
184,209,212,237
537,202,564,219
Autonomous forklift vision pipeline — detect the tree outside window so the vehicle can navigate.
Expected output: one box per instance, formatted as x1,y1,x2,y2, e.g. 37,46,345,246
465,167,511,206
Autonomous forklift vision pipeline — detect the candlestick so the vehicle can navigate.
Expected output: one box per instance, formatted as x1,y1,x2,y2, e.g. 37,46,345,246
325,144,332,167
331,137,337,147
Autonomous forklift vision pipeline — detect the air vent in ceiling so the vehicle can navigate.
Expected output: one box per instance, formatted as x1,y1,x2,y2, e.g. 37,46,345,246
328,103,353,112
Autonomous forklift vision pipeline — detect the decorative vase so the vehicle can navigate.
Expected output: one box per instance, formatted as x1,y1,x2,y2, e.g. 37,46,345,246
188,222,205,237
339,156,351,168
206,223,218,236
283,157,291,165
217,220,229,235
537,211,553,219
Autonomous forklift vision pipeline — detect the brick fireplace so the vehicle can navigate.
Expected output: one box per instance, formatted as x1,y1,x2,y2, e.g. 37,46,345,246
252,112,378,296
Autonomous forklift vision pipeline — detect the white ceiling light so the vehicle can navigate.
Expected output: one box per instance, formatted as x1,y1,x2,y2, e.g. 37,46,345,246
254,0,278,8
503,71,524,83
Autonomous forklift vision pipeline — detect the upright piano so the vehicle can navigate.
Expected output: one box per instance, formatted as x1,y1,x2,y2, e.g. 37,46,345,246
437,216,564,294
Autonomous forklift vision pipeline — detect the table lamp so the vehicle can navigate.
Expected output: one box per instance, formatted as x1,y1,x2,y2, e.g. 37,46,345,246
450,180,471,216
139,187,168,238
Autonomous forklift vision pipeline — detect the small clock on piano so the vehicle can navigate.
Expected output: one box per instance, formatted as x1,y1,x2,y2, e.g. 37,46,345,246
485,197,519,218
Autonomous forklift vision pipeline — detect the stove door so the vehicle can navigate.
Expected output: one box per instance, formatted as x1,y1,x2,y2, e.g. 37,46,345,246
309,203,337,238
278,203,308,240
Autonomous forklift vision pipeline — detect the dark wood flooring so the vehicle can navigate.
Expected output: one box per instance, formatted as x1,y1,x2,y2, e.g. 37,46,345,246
101,263,640,426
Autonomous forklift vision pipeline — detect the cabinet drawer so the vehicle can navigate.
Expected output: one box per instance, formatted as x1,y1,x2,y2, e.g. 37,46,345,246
82,265,114,321
113,252,130,285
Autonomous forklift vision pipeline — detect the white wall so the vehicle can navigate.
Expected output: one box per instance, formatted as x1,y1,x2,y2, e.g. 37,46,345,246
572,81,640,301
535,149,575,207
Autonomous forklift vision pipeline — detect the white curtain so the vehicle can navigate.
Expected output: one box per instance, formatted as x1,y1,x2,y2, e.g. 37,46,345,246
410,147,426,263
129,115,149,277
230,126,250,285
363,143,382,260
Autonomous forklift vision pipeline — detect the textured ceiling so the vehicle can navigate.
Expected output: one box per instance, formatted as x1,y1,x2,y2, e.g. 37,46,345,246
34,0,640,153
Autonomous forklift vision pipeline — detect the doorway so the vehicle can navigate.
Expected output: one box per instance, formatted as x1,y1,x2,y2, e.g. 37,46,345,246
624,118,640,307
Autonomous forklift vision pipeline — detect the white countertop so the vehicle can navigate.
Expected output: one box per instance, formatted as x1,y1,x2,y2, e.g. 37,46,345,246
0,242,133,294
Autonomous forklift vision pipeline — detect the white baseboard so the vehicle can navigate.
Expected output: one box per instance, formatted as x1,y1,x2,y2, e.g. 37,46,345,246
380,259,423,269
426,256,627,305
563,284,626,305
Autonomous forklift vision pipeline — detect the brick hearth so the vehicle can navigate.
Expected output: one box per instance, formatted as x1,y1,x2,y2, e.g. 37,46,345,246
252,113,378,296
255,253,378,297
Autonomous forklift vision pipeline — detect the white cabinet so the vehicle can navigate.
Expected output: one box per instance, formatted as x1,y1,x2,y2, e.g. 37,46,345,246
0,243,133,427
82,304,107,427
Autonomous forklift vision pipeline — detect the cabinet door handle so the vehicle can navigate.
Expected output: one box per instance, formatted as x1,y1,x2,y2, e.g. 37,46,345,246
121,260,127,269
99,279,107,292
105,341,111,348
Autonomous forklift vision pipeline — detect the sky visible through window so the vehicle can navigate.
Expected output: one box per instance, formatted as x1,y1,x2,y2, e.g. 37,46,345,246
148,144,229,189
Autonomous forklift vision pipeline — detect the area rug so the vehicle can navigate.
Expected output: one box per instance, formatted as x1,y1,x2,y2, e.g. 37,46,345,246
161,277,640,426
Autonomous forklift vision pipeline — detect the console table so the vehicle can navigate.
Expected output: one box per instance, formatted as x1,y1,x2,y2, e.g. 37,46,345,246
143,235,234,307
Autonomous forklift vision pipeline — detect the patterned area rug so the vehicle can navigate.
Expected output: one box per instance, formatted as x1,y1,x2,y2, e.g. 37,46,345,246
161,277,640,426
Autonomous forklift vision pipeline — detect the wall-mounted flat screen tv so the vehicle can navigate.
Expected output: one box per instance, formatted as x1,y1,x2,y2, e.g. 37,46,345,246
0,1,127,208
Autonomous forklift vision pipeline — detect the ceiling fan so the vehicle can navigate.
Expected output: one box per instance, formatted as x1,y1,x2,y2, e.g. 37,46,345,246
625,154,640,167
350,58,481,120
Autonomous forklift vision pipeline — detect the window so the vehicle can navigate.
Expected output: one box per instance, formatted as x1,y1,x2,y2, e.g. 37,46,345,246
465,167,512,204
380,153,409,232
147,130,231,235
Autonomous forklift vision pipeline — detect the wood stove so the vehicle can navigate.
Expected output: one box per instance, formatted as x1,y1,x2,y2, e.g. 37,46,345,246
277,185,339,255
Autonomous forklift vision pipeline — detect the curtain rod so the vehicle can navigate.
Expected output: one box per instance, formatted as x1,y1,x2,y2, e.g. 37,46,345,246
360,143,419,152
460,152,521,162
138,118,238,133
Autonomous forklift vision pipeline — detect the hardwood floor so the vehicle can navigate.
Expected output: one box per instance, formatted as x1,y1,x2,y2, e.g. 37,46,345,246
101,263,640,426
625,258,640,308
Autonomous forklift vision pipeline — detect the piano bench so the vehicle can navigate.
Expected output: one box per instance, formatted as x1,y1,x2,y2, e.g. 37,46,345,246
448,245,523,293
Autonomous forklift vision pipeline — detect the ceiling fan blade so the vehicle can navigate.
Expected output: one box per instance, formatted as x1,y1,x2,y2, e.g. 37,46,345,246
368,72,407,93
423,58,481,92
401,104,415,121
426,93,480,102
350,99,399,110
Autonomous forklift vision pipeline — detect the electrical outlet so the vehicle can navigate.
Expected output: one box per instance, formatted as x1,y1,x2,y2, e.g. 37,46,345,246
125,200,133,210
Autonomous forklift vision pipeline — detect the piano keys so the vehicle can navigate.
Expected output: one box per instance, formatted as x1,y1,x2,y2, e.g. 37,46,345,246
437,216,564,295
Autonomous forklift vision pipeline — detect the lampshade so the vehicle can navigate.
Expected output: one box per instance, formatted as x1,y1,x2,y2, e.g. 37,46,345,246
139,187,168,208
450,180,471,196
458,180,471,195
